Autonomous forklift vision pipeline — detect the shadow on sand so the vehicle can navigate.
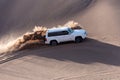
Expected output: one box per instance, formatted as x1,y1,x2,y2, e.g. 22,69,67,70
0,38,120,66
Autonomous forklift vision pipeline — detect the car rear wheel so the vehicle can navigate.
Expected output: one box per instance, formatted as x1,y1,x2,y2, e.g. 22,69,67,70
50,40,58,46
75,37,83,43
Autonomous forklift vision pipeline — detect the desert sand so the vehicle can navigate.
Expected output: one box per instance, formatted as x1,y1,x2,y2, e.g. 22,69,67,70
0,0,120,80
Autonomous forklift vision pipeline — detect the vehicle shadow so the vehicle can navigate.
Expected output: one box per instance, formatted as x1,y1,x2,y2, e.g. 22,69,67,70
0,38,120,66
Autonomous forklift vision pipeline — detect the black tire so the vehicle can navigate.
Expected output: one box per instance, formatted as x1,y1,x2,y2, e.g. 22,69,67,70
50,40,58,46
75,37,83,43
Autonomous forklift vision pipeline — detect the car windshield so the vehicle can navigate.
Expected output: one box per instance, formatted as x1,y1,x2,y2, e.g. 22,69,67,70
68,28,74,33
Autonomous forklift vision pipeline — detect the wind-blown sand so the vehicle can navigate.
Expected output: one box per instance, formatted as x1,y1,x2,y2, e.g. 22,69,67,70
0,0,120,80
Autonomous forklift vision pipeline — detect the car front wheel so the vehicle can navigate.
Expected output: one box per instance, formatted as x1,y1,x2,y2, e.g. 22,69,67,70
75,37,83,43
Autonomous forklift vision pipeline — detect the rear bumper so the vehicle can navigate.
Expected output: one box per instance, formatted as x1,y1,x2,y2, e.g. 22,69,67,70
45,41,49,44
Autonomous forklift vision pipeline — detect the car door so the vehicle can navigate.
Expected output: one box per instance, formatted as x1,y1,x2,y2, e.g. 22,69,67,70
61,31,73,42
53,31,64,43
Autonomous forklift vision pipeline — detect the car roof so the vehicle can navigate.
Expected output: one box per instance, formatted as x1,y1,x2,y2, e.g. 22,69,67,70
47,27,69,33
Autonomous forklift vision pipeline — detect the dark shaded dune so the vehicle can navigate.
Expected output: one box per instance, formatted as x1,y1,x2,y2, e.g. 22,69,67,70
52,0,92,19
0,0,92,37
1,38,120,66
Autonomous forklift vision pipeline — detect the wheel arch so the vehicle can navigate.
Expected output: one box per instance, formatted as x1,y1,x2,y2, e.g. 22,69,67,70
75,36,83,40
50,40,58,44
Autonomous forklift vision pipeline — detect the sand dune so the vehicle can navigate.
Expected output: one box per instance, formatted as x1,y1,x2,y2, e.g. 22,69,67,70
0,0,120,80
0,0,91,37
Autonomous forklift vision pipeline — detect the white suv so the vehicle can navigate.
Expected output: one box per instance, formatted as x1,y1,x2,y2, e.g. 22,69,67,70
45,27,87,46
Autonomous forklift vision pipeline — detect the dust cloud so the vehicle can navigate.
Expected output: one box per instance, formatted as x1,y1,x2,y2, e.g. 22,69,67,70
0,21,82,54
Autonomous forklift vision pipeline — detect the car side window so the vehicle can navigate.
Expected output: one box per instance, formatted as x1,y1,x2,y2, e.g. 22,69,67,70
61,31,69,35
56,31,68,36
48,30,69,37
